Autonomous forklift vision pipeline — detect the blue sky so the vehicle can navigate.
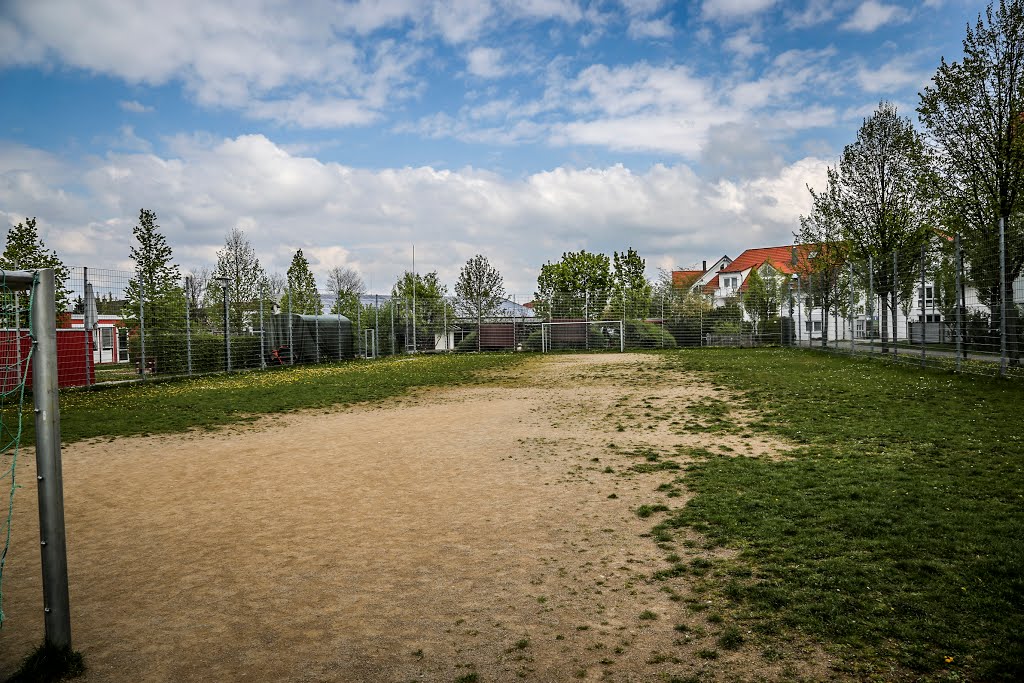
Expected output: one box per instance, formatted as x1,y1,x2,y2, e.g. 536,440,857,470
0,0,977,295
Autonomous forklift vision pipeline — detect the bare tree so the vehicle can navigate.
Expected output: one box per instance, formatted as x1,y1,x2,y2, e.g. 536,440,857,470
185,266,210,325
326,265,364,316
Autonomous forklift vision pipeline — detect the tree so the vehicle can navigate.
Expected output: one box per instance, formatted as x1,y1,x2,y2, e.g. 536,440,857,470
123,209,185,339
455,254,506,352
326,266,364,317
918,0,1024,362
392,271,451,351
835,102,935,351
0,217,72,322
184,267,211,327
742,266,786,337
283,249,322,315
797,172,850,347
611,248,652,320
535,250,613,319
211,228,266,331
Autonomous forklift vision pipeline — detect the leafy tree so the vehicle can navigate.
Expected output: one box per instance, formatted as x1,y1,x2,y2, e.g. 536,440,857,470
326,266,364,318
210,228,266,332
283,249,322,315
797,173,850,347
535,250,613,319
0,217,72,322
123,209,185,338
918,0,1024,362
184,267,211,327
742,266,785,336
610,248,652,320
391,271,452,351
455,255,507,350
835,101,935,351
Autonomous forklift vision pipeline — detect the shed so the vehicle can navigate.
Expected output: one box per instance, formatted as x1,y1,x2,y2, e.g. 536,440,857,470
266,313,354,364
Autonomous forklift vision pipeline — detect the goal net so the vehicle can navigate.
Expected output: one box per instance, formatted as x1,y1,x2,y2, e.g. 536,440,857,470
540,320,624,352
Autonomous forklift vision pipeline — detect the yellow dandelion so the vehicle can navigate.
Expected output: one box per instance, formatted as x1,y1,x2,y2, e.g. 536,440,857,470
944,656,954,664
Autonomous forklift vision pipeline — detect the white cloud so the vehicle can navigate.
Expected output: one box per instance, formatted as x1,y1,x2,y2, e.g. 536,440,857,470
0,134,827,294
702,0,777,22
118,99,154,113
841,1,909,32
855,56,928,93
723,30,766,58
627,16,674,39
466,47,507,78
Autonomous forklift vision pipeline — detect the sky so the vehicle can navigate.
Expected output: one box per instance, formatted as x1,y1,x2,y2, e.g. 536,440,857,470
0,0,979,297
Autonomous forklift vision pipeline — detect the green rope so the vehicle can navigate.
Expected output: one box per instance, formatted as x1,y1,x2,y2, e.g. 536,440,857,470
0,271,35,628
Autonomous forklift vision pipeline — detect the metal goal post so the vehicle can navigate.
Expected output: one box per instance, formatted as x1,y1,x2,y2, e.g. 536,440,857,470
1,268,72,650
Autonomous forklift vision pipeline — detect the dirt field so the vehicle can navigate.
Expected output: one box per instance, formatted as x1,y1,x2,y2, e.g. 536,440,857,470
0,353,832,682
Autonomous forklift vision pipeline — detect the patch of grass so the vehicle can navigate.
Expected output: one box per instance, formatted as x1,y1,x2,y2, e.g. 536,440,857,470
5,642,85,683
718,625,745,650
638,610,658,621
655,347,1024,681
629,461,681,474
45,353,526,445
634,504,670,519
454,673,478,683
696,648,719,660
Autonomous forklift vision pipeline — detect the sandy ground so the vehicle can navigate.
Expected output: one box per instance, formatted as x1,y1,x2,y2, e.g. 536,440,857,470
0,353,833,682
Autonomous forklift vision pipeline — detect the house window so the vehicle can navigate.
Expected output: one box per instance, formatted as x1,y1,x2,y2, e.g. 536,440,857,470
918,285,934,309
723,277,738,291
919,313,942,323
118,328,130,362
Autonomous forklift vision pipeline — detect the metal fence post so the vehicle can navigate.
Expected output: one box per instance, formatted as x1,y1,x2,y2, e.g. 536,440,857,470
999,217,1007,377
185,276,193,376
893,251,899,348
82,267,91,387
287,290,293,365
32,268,73,650
258,288,266,370
954,234,962,373
224,283,231,373
920,244,927,367
139,281,146,379
374,294,380,356
849,261,855,355
868,256,874,355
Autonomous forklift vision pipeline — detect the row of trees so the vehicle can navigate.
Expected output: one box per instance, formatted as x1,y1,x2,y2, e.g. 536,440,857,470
798,0,1024,355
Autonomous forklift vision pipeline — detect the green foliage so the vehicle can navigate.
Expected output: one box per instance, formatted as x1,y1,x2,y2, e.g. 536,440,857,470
122,210,186,364
284,249,322,315
835,102,934,346
658,348,1024,680
391,271,452,351
610,248,652,319
128,332,263,375
797,176,849,347
918,0,1024,358
0,217,72,317
455,254,506,326
625,320,676,348
210,228,267,331
535,250,612,318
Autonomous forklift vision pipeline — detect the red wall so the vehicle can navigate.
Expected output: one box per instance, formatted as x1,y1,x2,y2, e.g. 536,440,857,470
0,329,95,391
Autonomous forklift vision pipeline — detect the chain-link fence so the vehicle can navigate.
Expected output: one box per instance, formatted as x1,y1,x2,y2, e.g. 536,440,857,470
40,225,1024,387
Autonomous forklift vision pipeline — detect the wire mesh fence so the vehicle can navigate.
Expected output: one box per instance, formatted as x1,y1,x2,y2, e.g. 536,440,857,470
23,224,1024,388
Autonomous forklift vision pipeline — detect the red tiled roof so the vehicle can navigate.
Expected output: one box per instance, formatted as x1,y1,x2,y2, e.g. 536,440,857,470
720,245,810,277
672,270,703,288
702,274,719,295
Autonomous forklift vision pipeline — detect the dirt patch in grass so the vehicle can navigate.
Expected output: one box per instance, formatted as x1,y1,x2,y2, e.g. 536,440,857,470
0,353,828,682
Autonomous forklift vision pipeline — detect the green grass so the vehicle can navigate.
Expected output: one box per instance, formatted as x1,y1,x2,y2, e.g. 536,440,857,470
34,353,524,445
653,347,1024,681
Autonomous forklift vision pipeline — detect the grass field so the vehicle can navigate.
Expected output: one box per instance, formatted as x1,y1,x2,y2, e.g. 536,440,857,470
651,349,1024,681
3,348,1022,681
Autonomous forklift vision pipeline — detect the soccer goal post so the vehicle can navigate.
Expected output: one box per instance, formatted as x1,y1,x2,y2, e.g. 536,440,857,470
0,268,72,649
540,320,624,353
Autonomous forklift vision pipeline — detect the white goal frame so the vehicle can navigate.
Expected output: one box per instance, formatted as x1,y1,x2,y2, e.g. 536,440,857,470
540,319,624,353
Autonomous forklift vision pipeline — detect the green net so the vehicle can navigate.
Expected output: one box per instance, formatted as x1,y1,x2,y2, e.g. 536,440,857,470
0,272,36,628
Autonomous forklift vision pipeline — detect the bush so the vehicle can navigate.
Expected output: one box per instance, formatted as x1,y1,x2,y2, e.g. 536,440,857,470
129,330,265,375
625,320,677,348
